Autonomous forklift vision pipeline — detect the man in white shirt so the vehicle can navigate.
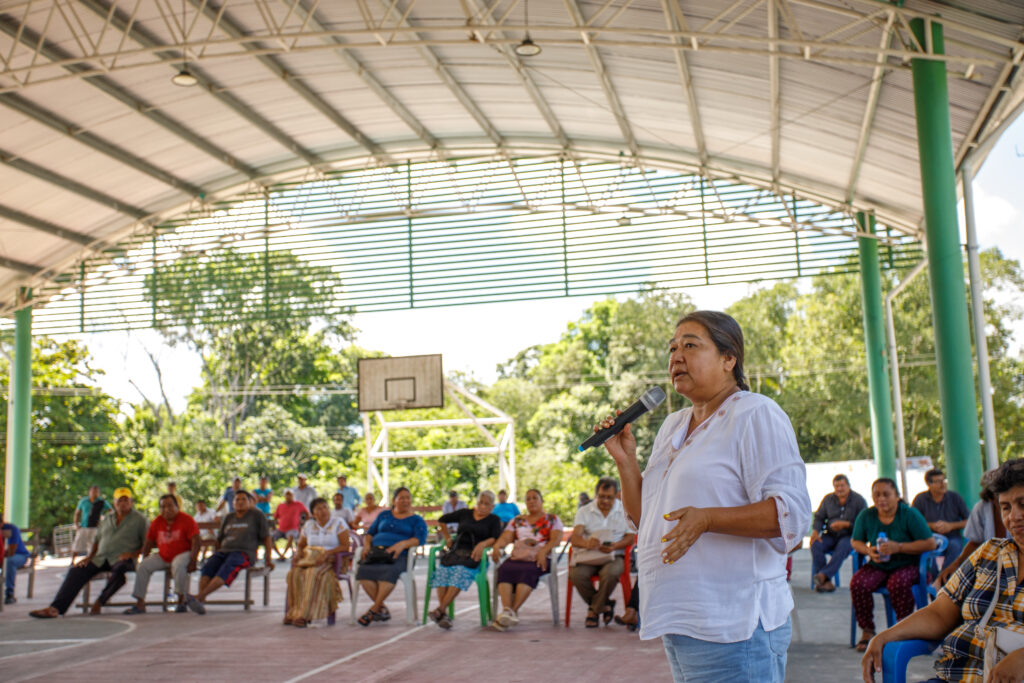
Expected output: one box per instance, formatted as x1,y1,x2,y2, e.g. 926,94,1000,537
568,477,635,627
292,474,318,511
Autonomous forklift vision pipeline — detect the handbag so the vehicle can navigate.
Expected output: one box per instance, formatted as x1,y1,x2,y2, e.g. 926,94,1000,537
978,550,1024,680
509,539,541,563
440,531,478,568
296,546,326,567
363,545,396,565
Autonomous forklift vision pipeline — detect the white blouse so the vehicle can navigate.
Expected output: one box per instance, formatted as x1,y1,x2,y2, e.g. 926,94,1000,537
637,391,811,643
301,516,348,550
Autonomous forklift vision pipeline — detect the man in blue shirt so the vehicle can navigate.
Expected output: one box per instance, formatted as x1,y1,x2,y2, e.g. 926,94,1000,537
2,518,30,604
216,477,243,515
492,489,520,525
336,475,360,511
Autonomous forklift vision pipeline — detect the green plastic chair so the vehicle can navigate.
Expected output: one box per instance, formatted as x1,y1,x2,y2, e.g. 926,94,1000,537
422,544,491,626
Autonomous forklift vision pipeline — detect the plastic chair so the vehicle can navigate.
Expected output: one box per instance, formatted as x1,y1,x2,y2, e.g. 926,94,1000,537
282,549,354,626
564,544,632,626
849,534,948,647
881,639,940,683
350,548,418,625
421,544,491,626
491,552,560,626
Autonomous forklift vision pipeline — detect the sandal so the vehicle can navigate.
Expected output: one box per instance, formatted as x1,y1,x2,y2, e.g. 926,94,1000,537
358,609,376,627
375,606,391,622
585,612,599,628
602,599,616,625
429,607,444,624
856,633,874,652
292,618,307,628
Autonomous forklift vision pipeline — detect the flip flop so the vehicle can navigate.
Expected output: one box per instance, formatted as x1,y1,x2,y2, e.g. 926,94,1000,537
856,637,872,653
602,599,616,625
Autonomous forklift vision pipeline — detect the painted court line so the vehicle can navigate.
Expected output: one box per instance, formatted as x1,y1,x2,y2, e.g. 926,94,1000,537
0,618,137,665
286,568,568,683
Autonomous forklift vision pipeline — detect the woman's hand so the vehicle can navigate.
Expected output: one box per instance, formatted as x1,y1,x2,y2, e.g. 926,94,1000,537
536,553,548,572
989,649,1024,682
865,546,883,564
291,553,302,567
860,633,888,682
361,545,370,561
599,413,636,464
471,542,487,562
661,507,712,563
878,540,901,555
386,543,403,559
491,547,502,563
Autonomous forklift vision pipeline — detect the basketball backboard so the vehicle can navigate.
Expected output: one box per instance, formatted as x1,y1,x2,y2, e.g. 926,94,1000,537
357,354,444,412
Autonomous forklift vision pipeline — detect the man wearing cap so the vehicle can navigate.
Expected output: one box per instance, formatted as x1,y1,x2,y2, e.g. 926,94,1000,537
30,487,148,618
272,489,308,560
216,477,243,515
336,475,360,511
186,490,274,614
441,490,467,533
124,494,200,614
292,474,318,511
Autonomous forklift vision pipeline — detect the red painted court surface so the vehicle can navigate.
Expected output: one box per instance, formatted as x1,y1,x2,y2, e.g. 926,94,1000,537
0,550,935,682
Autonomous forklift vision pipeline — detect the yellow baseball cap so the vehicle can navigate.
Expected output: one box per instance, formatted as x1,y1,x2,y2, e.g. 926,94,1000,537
113,487,132,500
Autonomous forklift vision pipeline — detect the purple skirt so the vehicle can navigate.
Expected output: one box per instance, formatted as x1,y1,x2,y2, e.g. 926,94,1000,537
496,559,547,589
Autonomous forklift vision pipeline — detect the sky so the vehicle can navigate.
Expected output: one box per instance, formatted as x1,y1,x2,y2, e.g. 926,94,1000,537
80,116,1024,414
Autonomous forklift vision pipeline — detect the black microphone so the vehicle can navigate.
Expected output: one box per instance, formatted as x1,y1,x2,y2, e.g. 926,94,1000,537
578,387,667,451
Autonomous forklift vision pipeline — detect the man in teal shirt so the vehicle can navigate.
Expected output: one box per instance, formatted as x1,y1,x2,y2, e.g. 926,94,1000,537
492,489,520,525
31,487,148,618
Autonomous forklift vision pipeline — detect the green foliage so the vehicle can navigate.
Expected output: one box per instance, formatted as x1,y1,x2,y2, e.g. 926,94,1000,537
0,338,123,541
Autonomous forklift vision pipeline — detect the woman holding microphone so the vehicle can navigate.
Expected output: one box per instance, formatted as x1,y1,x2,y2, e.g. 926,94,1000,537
599,310,811,682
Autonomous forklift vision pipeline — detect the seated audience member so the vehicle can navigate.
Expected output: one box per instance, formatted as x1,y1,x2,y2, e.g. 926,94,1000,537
492,490,521,525
124,495,200,614
912,468,969,567
569,477,635,628
273,489,309,559
810,473,868,592
293,473,318,511
253,476,273,515
336,475,360,511
2,517,30,604
937,471,1008,584
850,478,937,651
185,490,274,614
577,492,591,508
490,488,563,631
861,458,1024,683
31,487,147,618
441,490,467,533
216,477,243,515
354,492,384,531
614,578,639,629
331,493,356,528
284,497,350,627
355,487,427,626
194,499,217,560
71,485,110,565
166,481,185,511
427,491,503,629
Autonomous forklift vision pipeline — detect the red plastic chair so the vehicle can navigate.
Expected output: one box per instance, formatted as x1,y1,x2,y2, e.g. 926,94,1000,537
564,544,633,626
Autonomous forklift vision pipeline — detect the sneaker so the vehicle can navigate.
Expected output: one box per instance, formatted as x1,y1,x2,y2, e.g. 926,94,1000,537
4,594,15,605
122,605,145,615
175,603,188,613
185,594,206,615
494,608,514,629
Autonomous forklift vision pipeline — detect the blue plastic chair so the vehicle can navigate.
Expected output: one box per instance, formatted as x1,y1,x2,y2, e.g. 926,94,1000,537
881,639,940,683
849,534,948,647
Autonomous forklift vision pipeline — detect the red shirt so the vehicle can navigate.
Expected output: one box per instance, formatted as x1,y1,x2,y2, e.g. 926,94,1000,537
274,501,308,532
147,512,200,562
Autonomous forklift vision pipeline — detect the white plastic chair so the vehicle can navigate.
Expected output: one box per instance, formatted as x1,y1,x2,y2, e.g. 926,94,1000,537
350,548,418,625
490,551,560,626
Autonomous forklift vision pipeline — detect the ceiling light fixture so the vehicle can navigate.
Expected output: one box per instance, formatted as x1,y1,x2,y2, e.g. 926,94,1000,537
514,0,541,57
172,67,198,87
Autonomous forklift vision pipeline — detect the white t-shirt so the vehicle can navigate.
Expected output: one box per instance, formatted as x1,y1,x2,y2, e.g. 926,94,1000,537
637,391,811,643
301,517,348,550
293,485,318,511
573,499,631,554
331,507,355,527
194,509,218,540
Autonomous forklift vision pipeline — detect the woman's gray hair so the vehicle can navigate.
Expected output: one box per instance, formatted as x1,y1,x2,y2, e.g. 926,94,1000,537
478,490,496,505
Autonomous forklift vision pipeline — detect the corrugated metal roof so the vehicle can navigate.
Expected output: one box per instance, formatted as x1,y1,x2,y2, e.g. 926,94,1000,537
0,0,1021,317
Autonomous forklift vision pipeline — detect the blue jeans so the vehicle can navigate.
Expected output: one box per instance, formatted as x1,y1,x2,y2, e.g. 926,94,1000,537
811,534,853,580
662,617,791,683
4,553,29,594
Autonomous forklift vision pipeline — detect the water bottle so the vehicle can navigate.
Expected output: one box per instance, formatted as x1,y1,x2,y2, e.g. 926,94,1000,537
876,532,891,562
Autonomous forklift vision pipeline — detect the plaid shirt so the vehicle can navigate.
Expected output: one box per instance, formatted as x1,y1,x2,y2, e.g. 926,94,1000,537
936,538,1024,682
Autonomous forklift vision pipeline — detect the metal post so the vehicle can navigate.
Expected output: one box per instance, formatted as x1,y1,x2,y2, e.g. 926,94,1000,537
4,288,32,527
910,17,983,503
857,213,896,480
961,160,999,471
885,259,929,501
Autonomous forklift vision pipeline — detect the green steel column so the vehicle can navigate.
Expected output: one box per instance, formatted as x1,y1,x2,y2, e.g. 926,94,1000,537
4,288,32,527
910,18,982,503
857,213,896,480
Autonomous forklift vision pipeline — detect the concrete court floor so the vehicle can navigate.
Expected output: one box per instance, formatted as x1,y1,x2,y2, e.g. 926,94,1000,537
0,548,939,682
